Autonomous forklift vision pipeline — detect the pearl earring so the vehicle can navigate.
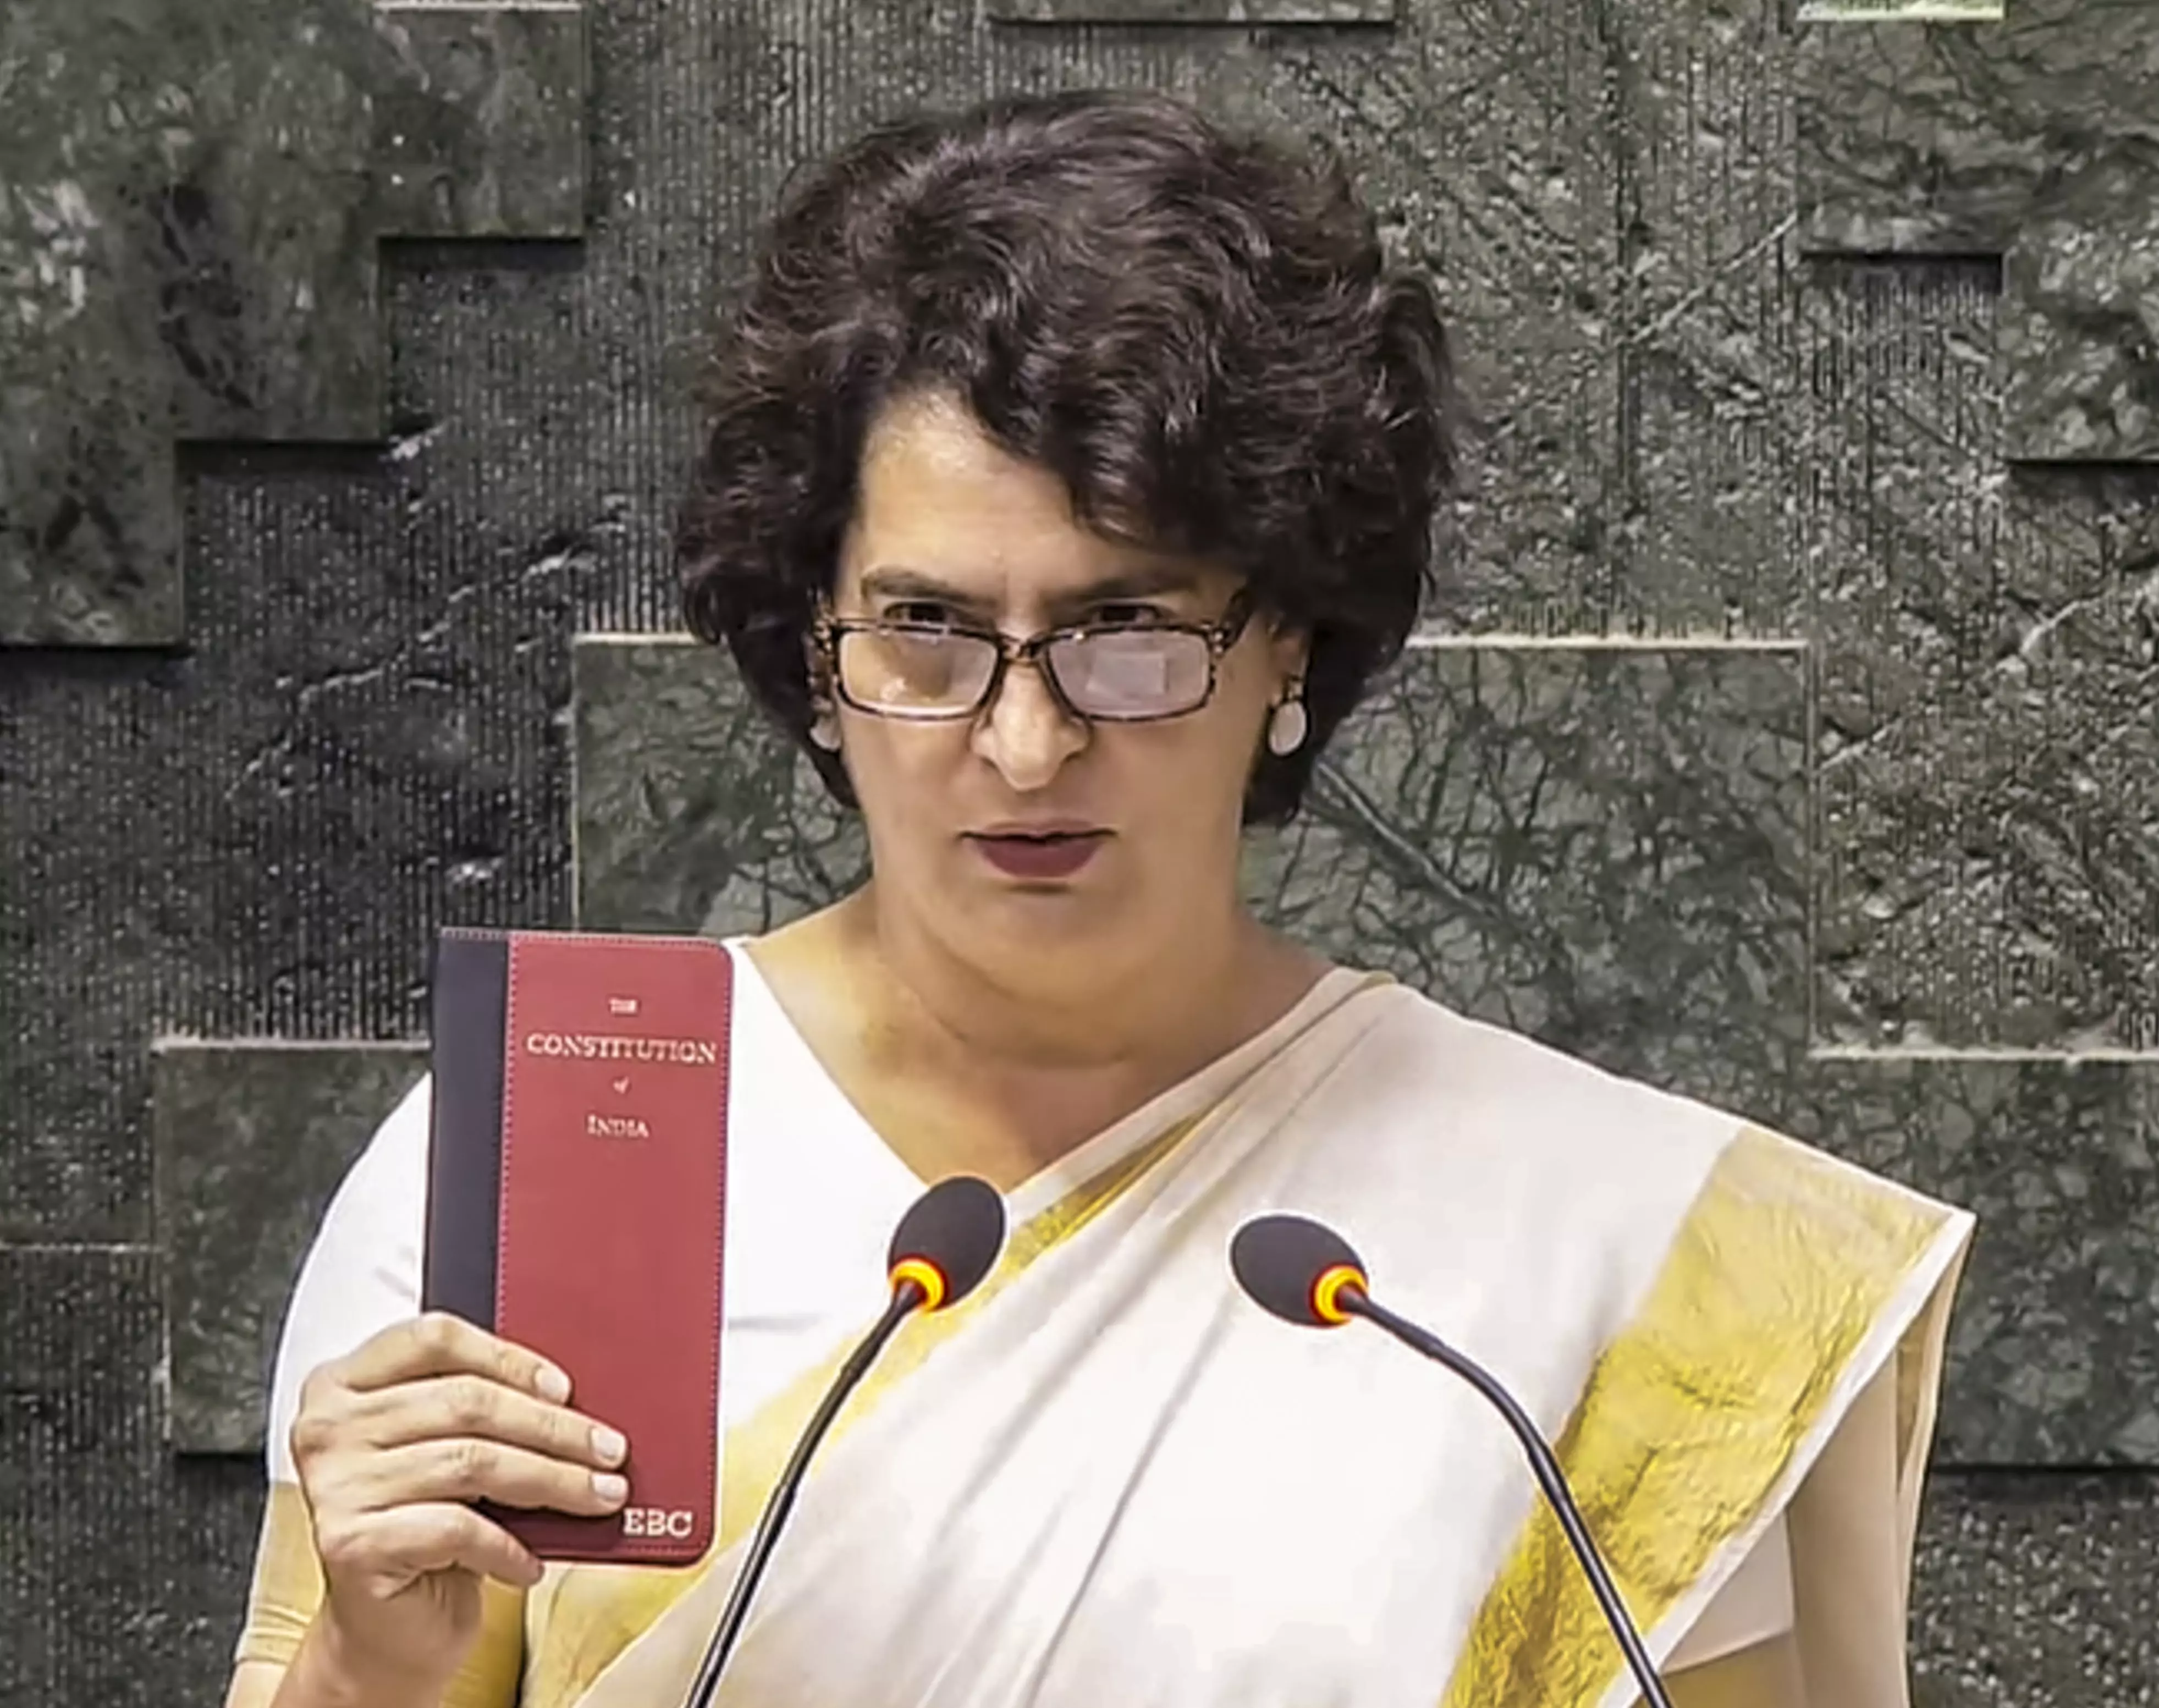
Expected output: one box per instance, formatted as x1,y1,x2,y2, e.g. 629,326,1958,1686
1266,693,1308,757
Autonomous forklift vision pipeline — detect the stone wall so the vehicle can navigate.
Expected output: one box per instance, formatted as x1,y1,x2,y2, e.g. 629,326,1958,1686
4,1,2156,1701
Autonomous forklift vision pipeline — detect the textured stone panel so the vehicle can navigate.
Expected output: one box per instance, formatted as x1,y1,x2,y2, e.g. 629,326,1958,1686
0,1247,166,1704
153,1039,427,1454
0,1263,269,1705
573,635,869,936
371,4,589,239
988,0,1394,20
1252,14,1629,636
1804,261,2159,1054
1798,0,2159,461
1909,1471,2159,1708
1607,0,1808,642
1255,0,1809,638
1804,1055,2159,1465
1251,642,1811,1124
162,1461,278,1708
0,0,588,647
0,419,586,1242
1800,266,2159,1448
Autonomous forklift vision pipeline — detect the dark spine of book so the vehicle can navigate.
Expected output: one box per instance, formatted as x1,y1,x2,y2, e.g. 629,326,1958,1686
424,929,509,1331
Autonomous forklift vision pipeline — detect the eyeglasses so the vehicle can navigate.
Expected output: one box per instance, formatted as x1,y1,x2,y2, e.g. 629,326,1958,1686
812,589,1258,723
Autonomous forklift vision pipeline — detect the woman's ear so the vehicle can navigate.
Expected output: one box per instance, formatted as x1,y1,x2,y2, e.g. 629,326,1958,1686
1266,617,1312,696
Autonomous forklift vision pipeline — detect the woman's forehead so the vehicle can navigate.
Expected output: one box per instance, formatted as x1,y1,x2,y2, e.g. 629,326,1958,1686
841,389,1238,609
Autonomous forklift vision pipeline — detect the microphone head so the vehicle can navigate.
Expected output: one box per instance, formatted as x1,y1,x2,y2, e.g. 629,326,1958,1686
1230,1213,1369,1328
887,1175,1006,1312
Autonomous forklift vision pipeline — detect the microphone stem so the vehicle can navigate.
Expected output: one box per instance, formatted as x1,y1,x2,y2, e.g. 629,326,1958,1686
1345,1292,1676,1708
683,1281,926,1708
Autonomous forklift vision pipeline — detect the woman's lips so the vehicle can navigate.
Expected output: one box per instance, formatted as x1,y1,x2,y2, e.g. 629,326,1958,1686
966,831,1109,881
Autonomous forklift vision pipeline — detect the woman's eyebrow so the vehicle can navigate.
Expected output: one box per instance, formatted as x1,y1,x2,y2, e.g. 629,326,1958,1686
1050,568,1201,609
858,563,1202,615
857,566,993,611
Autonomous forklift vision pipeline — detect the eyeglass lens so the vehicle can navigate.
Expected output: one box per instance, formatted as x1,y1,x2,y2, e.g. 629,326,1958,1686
838,627,1213,718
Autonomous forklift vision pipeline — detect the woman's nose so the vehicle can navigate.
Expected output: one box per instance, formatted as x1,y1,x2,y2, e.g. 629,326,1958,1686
971,654,1088,790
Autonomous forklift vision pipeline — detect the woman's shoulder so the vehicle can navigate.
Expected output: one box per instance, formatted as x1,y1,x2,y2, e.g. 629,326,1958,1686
1339,973,1965,1222
1342,975,1734,1139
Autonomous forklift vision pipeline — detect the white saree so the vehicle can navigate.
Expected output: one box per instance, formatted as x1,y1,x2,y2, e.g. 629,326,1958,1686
239,951,1972,1708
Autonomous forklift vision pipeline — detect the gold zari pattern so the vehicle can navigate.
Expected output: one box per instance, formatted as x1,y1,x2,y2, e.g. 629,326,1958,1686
1439,1126,1955,1708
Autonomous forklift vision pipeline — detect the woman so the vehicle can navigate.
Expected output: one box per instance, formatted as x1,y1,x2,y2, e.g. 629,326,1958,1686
227,89,1971,1708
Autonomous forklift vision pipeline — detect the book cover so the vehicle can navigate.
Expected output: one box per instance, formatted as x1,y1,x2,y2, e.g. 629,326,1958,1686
424,927,733,1566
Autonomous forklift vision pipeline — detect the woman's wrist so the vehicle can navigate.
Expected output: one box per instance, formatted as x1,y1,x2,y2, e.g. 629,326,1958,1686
282,1608,447,1708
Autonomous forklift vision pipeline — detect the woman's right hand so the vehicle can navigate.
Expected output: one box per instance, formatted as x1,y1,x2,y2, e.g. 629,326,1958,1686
286,1311,632,1695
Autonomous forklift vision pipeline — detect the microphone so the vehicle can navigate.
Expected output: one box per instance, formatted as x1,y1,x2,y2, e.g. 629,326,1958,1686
1229,1214,1676,1708
682,1175,1006,1708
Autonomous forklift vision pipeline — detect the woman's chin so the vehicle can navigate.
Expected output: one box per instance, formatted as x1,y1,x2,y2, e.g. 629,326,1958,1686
941,869,1155,957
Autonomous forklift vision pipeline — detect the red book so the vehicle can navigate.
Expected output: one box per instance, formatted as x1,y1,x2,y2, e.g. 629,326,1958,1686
423,927,733,1566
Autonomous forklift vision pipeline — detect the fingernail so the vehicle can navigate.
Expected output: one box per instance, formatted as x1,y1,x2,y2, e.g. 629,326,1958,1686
535,1363,572,1403
591,1425,627,1466
593,1471,628,1503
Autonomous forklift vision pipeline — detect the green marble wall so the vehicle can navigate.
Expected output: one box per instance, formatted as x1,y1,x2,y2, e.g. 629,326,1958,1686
4,0,2157,1701
0,0,586,646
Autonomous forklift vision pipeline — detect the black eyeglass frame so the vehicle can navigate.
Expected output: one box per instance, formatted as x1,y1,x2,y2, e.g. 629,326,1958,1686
809,587,1260,724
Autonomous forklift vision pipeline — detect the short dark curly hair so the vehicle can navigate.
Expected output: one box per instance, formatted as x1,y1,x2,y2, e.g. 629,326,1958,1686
675,86,1459,825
